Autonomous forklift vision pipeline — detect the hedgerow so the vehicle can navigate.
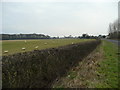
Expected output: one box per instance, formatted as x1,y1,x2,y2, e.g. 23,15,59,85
2,40,101,88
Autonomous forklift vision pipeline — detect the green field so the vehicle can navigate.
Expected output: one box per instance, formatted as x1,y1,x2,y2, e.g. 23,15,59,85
1,39,94,56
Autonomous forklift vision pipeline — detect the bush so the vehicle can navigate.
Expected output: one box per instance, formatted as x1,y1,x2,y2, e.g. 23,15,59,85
2,40,101,88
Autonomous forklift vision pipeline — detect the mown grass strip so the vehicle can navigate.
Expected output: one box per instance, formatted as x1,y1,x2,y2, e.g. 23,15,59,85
95,40,119,88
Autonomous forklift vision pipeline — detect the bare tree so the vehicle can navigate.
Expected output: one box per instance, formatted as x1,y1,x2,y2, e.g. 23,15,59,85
108,19,120,39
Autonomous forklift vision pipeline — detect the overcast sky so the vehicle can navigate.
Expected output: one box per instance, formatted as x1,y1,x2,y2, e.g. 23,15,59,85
1,0,119,37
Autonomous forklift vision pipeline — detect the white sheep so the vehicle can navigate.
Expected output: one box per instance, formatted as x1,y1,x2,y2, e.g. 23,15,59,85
35,46,39,49
44,43,47,45
72,42,74,44
24,40,27,43
4,50,8,53
22,48,26,50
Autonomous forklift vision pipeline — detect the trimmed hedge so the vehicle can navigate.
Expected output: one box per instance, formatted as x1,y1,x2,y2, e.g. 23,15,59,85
2,40,101,88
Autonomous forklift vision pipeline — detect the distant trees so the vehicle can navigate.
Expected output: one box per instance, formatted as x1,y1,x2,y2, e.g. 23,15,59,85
78,34,98,39
1,33,108,40
1,34,51,40
63,35,73,39
82,34,90,38
98,35,106,38
108,19,120,39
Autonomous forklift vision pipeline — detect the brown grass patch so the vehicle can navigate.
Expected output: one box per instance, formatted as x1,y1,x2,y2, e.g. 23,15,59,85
52,43,103,88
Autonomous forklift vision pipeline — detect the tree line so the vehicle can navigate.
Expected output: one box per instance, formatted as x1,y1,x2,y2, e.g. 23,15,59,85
1,33,106,40
0,34,51,40
108,19,120,39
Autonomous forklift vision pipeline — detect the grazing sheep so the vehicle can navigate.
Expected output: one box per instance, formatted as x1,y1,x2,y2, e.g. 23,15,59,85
22,48,26,50
24,40,27,43
44,43,47,45
35,46,39,49
72,42,74,44
4,50,8,53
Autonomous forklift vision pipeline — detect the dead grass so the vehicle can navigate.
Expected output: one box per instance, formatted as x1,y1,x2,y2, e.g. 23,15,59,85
52,43,103,88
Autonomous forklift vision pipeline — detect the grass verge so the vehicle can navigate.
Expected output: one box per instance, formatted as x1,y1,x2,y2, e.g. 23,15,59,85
94,40,119,88
52,40,119,88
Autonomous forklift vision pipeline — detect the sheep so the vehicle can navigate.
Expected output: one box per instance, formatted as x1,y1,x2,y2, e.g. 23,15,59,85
24,40,27,43
72,42,74,44
35,46,39,49
22,48,26,50
44,43,47,45
4,50,8,53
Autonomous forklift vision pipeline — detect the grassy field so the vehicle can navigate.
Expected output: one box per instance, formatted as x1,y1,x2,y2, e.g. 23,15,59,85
1,39,94,56
52,40,119,88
